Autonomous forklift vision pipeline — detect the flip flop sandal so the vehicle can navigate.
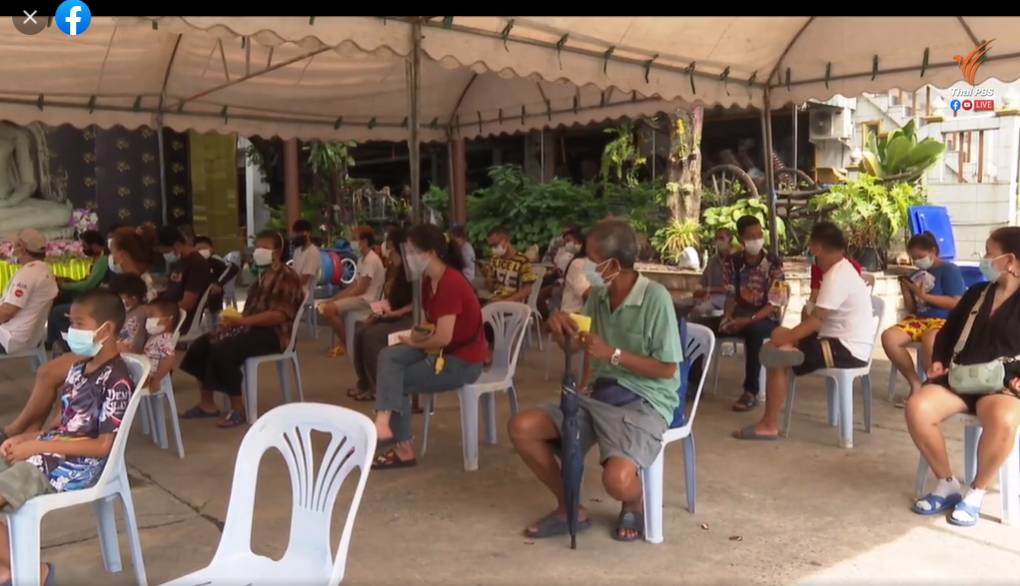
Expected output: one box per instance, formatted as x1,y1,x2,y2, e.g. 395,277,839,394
346,388,360,397
947,501,981,527
216,410,247,429
612,510,644,542
371,449,418,470
732,392,759,412
524,513,591,539
759,346,806,369
732,425,779,441
179,405,221,419
354,390,376,402
912,492,963,516
328,346,347,357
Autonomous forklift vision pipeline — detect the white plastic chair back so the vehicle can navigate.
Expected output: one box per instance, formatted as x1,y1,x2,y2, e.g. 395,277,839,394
678,323,716,436
189,403,376,586
173,309,187,342
284,292,311,354
484,301,531,374
525,265,546,314
177,285,213,343
224,251,241,266
222,251,241,308
861,272,877,292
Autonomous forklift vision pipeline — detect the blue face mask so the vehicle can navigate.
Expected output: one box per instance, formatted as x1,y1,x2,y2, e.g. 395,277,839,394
806,252,816,266
584,259,610,287
980,256,1003,282
66,324,109,357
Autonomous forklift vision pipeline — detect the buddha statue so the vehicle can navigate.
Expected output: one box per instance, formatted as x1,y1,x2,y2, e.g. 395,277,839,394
0,122,72,236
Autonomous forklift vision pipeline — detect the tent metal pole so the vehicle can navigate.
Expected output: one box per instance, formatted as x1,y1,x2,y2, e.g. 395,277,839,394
760,90,779,254
409,19,423,324
540,129,545,183
791,103,798,173
156,114,169,225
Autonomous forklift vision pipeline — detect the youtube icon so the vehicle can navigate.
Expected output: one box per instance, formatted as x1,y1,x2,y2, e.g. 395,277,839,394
962,100,973,111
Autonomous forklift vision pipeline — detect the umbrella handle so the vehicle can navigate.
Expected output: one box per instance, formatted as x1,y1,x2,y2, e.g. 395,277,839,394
564,334,572,378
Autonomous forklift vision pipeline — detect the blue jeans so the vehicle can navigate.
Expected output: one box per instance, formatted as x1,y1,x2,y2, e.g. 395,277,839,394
374,345,483,443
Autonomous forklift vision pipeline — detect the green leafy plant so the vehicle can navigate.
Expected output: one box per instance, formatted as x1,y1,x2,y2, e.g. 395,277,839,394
600,122,646,185
422,184,450,226
810,175,927,250
266,190,328,235
651,219,702,265
703,197,787,248
860,119,946,183
304,140,358,243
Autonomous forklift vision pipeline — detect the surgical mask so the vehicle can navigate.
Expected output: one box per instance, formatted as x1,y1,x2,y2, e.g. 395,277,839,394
145,317,165,335
163,251,180,264
744,239,765,256
197,249,211,259
913,256,933,271
9,254,18,264
66,324,109,357
107,238,114,250
584,259,618,287
491,245,507,258
563,242,579,255
806,252,816,266
252,247,274,267
406,253,430,279
980,255,1006,282
109,259,124,274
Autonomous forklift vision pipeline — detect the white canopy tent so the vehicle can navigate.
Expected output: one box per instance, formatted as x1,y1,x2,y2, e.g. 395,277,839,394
0,17,681,142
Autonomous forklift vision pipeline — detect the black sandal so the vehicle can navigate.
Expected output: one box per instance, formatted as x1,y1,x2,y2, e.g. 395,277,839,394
371,449,418,470
612,510,644,542
732,392,759,412
354,389,376,402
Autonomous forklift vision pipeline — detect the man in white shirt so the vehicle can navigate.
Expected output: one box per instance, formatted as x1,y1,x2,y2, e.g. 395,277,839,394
290,220,322,297
0,229,59,354
320,226,386,356
450,225,476,281
733,222,873,440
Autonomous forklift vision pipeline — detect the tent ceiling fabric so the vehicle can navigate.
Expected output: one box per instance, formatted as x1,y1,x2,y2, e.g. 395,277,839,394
0,17,680,142
152,16,1020,108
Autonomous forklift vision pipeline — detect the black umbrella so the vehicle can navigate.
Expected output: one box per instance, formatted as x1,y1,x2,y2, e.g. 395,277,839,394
559,335,583,550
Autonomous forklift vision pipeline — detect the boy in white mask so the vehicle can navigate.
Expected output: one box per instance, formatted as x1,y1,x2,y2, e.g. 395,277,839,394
143,298,179,394
677,227,733,317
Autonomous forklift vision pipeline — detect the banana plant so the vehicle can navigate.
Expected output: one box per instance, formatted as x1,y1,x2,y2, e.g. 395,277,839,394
859,119,946,184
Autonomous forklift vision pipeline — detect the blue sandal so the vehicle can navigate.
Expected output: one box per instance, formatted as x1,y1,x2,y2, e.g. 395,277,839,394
947,501,981,527
179,405,220,419
911,492,962,516
216,410,247,429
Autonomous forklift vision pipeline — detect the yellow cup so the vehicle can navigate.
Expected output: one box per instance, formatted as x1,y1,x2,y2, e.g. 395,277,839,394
569,313,591,333
221,307,242,319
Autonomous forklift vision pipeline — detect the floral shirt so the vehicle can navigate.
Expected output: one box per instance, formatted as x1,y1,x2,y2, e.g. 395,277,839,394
723,251,787,320
143,332,176,373
27,356,134,492
226,264,303,350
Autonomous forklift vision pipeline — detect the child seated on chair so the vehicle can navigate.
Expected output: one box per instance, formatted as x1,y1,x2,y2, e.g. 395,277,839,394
0,289,135,585
143,298,179,394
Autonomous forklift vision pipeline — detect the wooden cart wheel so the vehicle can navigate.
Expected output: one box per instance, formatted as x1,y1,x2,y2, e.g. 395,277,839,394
702,164,759,206
773,168,817,193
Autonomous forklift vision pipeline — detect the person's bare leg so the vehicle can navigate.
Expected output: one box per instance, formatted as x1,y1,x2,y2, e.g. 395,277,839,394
948,394,1020,524
374,410,394,442
3,354,76,437
320,305,347,347
882,326,923,400
603,456,643,539
905,384,969,511
752,366,789,435
0,507,52,583
508,409,588,528
920,327,939,373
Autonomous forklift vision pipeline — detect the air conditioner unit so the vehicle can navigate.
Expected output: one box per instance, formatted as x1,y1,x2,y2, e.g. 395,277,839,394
808,109,850,141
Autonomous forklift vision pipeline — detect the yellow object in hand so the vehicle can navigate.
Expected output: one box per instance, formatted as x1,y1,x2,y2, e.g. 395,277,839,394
434,354,446,374
569,313,591,333
220,307,242,319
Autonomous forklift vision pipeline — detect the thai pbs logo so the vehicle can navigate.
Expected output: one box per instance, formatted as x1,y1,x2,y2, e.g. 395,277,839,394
55,0,91,36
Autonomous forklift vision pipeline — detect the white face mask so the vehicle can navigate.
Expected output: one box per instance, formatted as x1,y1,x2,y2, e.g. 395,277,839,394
913,256,933,271
107,238,114,250
491,245,507,258
563,242,579,255
252,247,274,267
145,317,165,335
744,239,765,255
197,249,212,259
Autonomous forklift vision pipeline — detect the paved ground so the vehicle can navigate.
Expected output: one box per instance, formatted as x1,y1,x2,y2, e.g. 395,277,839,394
2,328,1020,585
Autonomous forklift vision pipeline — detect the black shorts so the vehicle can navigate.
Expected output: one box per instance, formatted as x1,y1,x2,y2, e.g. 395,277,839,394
927,375,1020,414
792,334,868,376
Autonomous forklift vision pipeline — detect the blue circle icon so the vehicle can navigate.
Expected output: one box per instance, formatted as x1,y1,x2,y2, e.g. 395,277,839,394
949,99,962,112
55,1,91,36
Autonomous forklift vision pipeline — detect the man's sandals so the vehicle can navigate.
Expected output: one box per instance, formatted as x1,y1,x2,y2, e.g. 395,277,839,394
372,449,417,470
732,392,759,412
328,346,347,358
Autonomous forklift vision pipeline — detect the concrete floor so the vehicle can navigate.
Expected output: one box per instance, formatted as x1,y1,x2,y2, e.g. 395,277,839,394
2,330,1020,585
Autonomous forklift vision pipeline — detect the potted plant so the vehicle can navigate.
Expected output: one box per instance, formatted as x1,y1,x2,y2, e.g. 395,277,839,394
811,175,926,271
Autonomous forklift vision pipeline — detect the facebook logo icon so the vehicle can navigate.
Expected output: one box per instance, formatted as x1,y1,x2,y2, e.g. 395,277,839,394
949,99,962,112
55,0,91,36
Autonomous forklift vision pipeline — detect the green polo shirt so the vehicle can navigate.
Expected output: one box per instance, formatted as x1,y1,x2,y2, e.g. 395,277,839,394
583,275,682,424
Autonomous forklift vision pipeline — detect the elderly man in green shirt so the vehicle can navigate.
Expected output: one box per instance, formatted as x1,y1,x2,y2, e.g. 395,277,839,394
508,220,682,543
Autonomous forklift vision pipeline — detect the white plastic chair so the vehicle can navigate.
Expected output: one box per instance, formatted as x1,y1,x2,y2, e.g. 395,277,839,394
177,285,213,345
0,305,50,373
642,323,714,544
524,265,547,350
222,251,241,309
915,414,1020,526
781,296,885,448
155,403,377,586
887,342,927,401
140,308,187,458
5,353,151,586
237,295,308,424
421,302,531,471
